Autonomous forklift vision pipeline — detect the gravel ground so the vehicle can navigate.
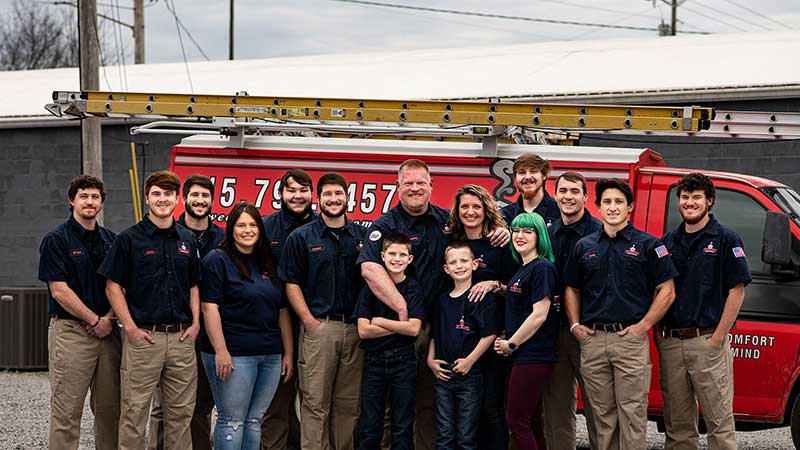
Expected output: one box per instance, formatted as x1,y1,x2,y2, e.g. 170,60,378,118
1,371,795,450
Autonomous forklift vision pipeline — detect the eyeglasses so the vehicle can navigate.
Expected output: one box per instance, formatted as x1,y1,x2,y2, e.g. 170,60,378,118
511,228,537,236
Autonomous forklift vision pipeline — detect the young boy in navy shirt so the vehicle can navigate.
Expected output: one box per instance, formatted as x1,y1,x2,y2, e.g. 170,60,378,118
428,241,502,450
353,232,425,450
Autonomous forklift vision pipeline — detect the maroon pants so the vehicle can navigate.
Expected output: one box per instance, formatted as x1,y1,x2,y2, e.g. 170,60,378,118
507,363,555,450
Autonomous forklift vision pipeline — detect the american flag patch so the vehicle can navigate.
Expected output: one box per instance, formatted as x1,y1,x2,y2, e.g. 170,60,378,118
655,245,669,259
733,247,746,258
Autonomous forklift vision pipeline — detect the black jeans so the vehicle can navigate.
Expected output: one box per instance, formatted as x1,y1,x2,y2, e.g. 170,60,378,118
434,371,483,450
479,353,509,450
358,346,417,450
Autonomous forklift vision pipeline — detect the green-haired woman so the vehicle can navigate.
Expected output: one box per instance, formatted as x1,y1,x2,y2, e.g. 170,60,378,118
494,212,559,450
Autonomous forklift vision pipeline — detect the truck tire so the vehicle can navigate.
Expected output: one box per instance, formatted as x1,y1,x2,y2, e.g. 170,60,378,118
792,394,800,450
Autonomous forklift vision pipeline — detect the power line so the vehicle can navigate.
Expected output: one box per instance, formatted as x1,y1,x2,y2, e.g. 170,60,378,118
113,0,128,89
720,0,794,30
334,0,709,34
689,1,771,31
161,0,210,61
681,5,747,32
165,0,193,92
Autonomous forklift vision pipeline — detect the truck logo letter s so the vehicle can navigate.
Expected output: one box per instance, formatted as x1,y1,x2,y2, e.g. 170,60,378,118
489,159,515,207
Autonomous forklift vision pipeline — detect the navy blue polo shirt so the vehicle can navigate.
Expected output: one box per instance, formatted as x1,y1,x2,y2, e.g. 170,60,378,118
279,217,366,317
500,191,560,230
563,222,677,324
200,249,284,356
262,210,318,262
549,211,603,324
505,258,559,365
433,290,501,365
358,203,451,316
98,215,202,325
352,277,426,353
178,213,225,259
662,215,752,328
38,216,116,320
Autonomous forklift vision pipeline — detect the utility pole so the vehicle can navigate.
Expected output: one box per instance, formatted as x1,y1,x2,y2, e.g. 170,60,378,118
134,0,144,63
78,0,102,220
229,0,234,60
671,0,677,35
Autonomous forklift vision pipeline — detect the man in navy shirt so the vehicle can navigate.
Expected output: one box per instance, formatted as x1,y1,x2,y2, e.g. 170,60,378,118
564,179,676,450
99,171,202,450
262,168,316,450
279,172,366,450
541,172,602,450
500,153,561,229
148,174,224,450
359,159,509,450
658,173,751,450
38,175,120,450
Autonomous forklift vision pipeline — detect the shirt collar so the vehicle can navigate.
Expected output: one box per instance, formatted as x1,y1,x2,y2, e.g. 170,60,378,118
514,191,555,213
141,214,177,238
66,215,94,238
677,214,720,239
597,221,635,242
177,212,214,232
552,209,594,236
312,216,355,238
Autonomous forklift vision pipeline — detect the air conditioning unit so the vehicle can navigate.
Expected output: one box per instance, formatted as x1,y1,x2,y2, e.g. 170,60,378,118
0,287,49,370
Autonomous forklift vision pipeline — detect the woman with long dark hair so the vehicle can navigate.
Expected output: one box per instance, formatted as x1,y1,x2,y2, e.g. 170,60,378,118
200,202,294,450
447,184,516,450
494,212,559,450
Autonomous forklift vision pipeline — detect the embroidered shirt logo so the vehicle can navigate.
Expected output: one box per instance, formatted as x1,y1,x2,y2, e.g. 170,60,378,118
476,255,487,268
70,249,83,256
270,240,280,246
455,316,471,331
509,279,523,293
144,249,157,255
624,244,640,257
655,245,669,259
703,242,718,254
178,242,190,255
310,245,324,252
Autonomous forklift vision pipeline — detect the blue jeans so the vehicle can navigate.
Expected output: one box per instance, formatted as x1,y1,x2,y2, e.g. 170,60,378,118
202,352,282,450
434,371,483,450
358,346,417,450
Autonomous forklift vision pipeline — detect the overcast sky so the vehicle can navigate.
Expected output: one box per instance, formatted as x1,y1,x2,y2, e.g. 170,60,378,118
3,0,800,64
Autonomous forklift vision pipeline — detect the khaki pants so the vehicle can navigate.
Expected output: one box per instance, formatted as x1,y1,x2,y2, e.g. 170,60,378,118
261,374,299,450
580,330,651,450
658,336,736,450
119,330,197,450
414,325,436,450
298,320,362,450
48,317,122,450
542,325,599,450
147,343,214,450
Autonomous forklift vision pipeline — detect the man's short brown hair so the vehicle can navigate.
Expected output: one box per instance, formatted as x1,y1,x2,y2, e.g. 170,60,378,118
145,171,181,196
513,153,550,179
279,169,313,194
556,171,588,195
68,174,106,203
398,159,430,178
182,174,215,199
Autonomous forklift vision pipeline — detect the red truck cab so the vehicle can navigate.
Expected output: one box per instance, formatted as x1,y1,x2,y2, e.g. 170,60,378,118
170,134,800,445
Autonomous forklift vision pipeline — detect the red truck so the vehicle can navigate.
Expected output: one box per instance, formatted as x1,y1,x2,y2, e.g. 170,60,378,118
169,134,800,446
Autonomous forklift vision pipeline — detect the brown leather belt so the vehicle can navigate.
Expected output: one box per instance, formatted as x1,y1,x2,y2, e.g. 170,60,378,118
140,323,192,333
664,326,715,340
586,322,634,333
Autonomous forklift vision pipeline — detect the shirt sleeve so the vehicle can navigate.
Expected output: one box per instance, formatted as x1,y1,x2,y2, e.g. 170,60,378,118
38,232,70,283
722,232,752,290
200,252,226,304
405,281,426,320
357,221,387,266
97,233,131,287
647,237,678,286
474,293,502,336
351,286,374,321
278,231,307,285
530,262,557,306
562,245,582,289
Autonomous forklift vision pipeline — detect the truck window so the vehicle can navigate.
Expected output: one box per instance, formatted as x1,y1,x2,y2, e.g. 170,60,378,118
665,187,768,274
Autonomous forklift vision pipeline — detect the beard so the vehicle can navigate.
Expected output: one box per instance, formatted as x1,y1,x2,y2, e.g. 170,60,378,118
281,202,313,223
320,203,345,219
682,209,708,225
185,203,211,220
521,185,541,200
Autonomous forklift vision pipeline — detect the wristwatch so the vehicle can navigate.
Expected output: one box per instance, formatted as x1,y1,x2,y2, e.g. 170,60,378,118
507,341,517,352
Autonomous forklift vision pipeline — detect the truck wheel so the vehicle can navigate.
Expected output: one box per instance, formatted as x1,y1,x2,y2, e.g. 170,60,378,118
792,394,800,450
